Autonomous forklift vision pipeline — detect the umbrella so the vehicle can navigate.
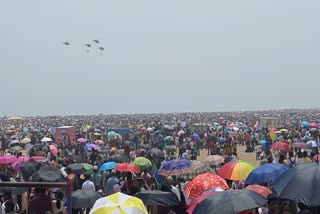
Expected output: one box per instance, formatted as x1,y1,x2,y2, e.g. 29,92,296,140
245,185,272,198
133,157,152,170
10,146,23,152
21,138,31,144
9,140,20,147
245,163,288,184
107,131,116,140
163,136,171,142
192,189,266,214
291,142,309,149
192,133,200,141
67,164,85,175
99,162,118,171
32,166,65,182
313,155,320,162
12,156,31,171
272,163,320,206
49,145,58,157
204,155,225,166
72,189,100,209
163,145,176,153
159,159,194,177
138,144,149,150
187,191,218,214
81,163,93,175
134,190,180,206
309,122,318,127
218,161,256,181
218,137,227,143
0,156,17,164
95,140,104,145
271,142,291,152
147,148,164,158
30,156,47,162
114,163,141,173
41,137,53,142
77,138,87,143
109,154,125,163
180,160,212,181
301,121,309,128
93,132,101,136
280,129,288,132
184,173,229,199
23,127,29,133
146,127,154,132
307,140,318,148
19,160,38,181
90,192,147,214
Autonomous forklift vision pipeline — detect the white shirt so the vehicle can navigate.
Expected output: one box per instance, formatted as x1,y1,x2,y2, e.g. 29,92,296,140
1,200,19,214
171,185,181,201
82,180,96,191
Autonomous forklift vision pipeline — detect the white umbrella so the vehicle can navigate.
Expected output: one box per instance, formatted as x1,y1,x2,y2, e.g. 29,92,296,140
307,140,318,148
41,137,53,142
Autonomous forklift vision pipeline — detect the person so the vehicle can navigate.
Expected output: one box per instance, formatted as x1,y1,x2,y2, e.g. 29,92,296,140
167,176,180,201
91,166,102,191
51,189,65,214
65,167,78,192
287,152,296,168
82,174,95,191
303,151,312,163
29,188,52,214
279,201,298,214
266,194,278,214
1,192,19,214
105,170,119,196
4,200,15,214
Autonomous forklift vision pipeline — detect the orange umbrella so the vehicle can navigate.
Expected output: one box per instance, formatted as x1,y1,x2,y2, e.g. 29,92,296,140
95,140,105,145
245,185,272,198
110,147,117,153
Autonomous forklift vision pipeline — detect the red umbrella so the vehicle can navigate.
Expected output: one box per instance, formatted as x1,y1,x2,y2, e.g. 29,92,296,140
184,173,229,199
114,163,141,173
313,155,320,162
271,142,291,152
187,191,218,214
245,185,272,198
291,142,309,149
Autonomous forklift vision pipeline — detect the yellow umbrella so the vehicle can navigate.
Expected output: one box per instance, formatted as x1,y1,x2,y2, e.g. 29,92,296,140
21,138,31,144
6,116,24,120
280,129,288,132
90,192,147,214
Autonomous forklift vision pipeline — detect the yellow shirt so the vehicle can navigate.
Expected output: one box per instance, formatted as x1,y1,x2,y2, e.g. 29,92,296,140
304,157,313,163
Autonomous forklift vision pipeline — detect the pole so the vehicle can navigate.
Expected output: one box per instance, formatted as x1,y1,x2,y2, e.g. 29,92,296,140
66,183,72,214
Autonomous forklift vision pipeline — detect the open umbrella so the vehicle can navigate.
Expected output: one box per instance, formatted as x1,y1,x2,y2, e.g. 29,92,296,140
81,163,93,175
72,189,100,209
109,154,125,163
245,185,272,198
19,160,38,181
107,131,116,140
77,138,87,143
192,133,200,141
133,157,152,170
9,140,20,147
272,163,320,206
245,163,288,184
32,166,65,182
114,163,141,174
147,148,164,158
307,140,318,148
163,145,176,153
90,192,147,214
301,121,309,128
187,191,218,214
218,161,256,181
180,160,212,181
21,138,31,144
309,122,318,127
204,155,225,166
67,164,85,175
0,156,17,164
271,142,291,152
134,190,180,206
192,190,266,214
41,137,53,142
184,173,229,199
159,159,194,177
291,142,309,149
49,145,58,157
99,162,118,171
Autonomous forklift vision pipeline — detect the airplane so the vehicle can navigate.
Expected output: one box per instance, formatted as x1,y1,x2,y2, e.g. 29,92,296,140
92,40,99,44
62,42,70,45
85,44,91,48
97,47,104,51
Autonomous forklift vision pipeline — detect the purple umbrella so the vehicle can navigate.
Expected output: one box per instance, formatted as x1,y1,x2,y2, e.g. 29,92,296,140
159,159,194,176
193,133,200,141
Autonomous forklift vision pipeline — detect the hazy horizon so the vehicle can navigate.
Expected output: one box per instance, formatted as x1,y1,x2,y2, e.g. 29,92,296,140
1,1,320,116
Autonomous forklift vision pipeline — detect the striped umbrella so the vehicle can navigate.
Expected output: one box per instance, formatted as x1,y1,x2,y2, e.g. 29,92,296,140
180,160,212,181
218,161,256,181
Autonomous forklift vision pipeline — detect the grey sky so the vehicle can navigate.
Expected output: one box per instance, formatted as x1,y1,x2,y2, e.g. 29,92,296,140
1,1,319,116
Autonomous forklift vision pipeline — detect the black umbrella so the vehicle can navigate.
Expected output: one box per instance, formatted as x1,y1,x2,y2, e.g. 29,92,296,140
272,163,320,207
20,161,38,181
138,144,149,149
135,190,180,206
71,189,100,209
109,153,125,163
67,164,85,175
163,146,176,153
193,190,266,214
32,166,65,182
147,148,164,158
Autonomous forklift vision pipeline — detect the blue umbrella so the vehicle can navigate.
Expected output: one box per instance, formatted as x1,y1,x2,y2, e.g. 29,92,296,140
23,127,29,133
245,163,288,184
99,162,118,171
218,137,227,143
260,140,267,145
159,159,194,176
301,121,309,128
193,133,200,141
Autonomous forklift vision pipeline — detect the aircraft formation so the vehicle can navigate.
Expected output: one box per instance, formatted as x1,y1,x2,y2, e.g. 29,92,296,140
62,40,104,55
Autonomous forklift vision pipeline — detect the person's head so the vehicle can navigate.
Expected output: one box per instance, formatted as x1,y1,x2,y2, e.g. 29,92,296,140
279,201,297,214
111,170,116,176
85,174,91,180
4,199,15,213
267,194,279,213
303,151,308,158
289,151,294,158
279,154,285,164
65,167,72,174
1,192,12,202
93,166,98,173
297,152,303,158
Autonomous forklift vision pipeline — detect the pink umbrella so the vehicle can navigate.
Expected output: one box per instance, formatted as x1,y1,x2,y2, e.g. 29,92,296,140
271,142,291,152
12,156,30,171
309,122,318,127
77,138,87,143
0,155,17,164
49,145,58,157
178,130,185,136
228,123,235,128
291,142,309,149
187,191,218,214
30,156,47,161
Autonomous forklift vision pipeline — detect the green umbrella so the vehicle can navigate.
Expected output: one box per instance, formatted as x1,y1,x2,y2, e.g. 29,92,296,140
81,163,93,175
108,131,116,140
164,136,171,141
10,146,23,152
133,157,152,170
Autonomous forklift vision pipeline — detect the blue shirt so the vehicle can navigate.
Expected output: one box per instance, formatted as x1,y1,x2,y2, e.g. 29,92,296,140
154,169,165,187
106,176,119,195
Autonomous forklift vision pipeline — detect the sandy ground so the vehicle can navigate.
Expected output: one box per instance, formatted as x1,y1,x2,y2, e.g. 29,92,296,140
198,145,260,167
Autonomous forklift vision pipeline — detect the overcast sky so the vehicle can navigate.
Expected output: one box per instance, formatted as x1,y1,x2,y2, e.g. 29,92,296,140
0,1,319,116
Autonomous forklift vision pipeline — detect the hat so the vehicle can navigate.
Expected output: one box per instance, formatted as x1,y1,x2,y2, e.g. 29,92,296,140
93,166,98,170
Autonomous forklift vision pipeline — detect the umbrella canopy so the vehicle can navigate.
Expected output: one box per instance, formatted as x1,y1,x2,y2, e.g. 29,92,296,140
192,190,266,214
309,122,318,127
90,192,147,214
133,157,152,170
271,142,291,152
12,156,31,171
291,142,309,149
245,163,288,184
81,163,94,175
218,161,256,181
159,159,194,177
272,163,320,206
72,189,100,209
187,191,218,214
245,185,272,198
147,148,164,158
41,137,53,142
67,164,85,175
99,162,118,171
163,145,176,153
0,156,17,164
204,155,225,166
134,190,180,206
109,154,125,163
49,145,58,157
307,140,318,148
9,140,20,147
95,140,105,145
77,138,87,143
107,131,116,140
21,138,31,144
114,163,141,173
192,133,200,141
280,129,289,132
19,160,38,181
184,173,229,199
163,136,171,142
32,166,65,182
177,130,185,136
301,121,309,128
180,160,212,181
